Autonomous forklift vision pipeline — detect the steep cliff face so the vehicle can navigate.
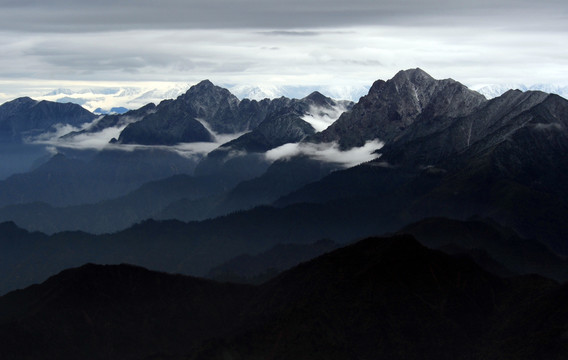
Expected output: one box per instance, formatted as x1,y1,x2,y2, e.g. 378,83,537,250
312,68,487,149
117,80,228,145
116,80,353,147
194,91,352,179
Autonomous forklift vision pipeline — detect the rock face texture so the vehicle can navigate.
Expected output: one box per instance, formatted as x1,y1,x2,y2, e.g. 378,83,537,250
311,68,487,149
117,80,353,146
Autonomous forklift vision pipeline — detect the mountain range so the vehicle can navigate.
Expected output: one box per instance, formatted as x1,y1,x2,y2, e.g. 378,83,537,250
1,235,566,360
0,68,567,358
5,81,565,116
17,82,368,113
473,83,568,100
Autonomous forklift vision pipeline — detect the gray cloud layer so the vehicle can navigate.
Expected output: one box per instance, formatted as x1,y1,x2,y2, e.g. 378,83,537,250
0,0,566,32
0,0,566,106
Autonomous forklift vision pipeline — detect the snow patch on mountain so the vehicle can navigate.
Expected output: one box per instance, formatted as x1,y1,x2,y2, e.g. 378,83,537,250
28,82,367,114
227,84,368,102
227,85,286,101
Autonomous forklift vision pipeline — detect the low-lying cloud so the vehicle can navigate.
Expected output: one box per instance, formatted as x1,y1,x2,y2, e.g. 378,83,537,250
25,115,138,151
25,117,247,160
265,139,383,168
302,103,350,132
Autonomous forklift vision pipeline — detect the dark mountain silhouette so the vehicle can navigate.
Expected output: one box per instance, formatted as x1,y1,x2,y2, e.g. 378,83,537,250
0,155,339,234
161,156,341,223
400,217,568,281
2,200,566,298
0,148,197,207
207,238,340,284
0,197,397,295
0,174,231,234
220,112,315,152
1,69,567,295
0,263,252,360
63,103,157,139
1,235,566,360
0,97,96,142
0,97,98,179
0,69,567,360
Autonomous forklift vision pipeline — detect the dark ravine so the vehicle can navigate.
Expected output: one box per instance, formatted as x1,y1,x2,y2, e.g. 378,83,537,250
0,235,566,360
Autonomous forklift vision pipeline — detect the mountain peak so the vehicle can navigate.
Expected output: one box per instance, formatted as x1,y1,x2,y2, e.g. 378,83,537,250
0,97,38,113
194,79,215,88
396,67,433,79
184,79,234,99
11,96,37,105
312,69,486,149
182,80,227,99
303,91,333,106
391,68,436,88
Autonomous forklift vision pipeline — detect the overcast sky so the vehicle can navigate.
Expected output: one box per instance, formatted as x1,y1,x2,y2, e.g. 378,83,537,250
0,0,567,103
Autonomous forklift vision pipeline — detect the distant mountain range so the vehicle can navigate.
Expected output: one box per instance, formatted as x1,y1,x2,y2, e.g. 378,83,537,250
3,82,566,117
37,83,193,114
0,69,566,239
0,82,368,115
0,97,96,143
0,68,567,358
473,83,568,99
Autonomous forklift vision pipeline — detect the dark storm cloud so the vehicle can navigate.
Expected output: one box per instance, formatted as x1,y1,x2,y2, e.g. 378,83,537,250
0,0,566,32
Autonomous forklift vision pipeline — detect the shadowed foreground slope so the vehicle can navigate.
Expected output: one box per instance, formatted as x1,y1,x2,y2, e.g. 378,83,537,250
0,235,566,360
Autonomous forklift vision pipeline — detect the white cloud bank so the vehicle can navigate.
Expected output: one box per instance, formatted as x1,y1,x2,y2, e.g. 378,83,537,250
265,139,383,168
302,103,350,132
24,117,247,160
26,115,140,151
